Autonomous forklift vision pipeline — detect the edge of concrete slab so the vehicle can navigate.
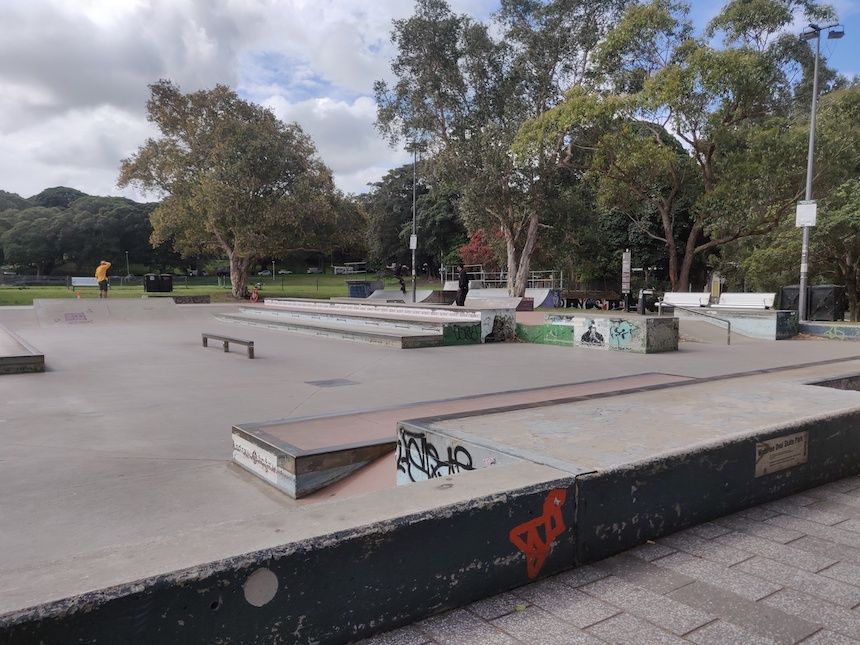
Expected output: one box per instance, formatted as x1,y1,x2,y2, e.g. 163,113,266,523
0,463,576,645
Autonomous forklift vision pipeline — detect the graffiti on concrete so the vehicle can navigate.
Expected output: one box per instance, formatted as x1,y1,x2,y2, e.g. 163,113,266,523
579,319,605,347
484,315,516,342
396,428,475,482
509,488,567,579
443,323,482,346
608,319,635,349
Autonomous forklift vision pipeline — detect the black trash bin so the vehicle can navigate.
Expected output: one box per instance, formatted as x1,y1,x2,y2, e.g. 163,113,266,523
779,285,802,313
160,273,174,293
144,273,162,293
809,284,845,321
636,289,655,315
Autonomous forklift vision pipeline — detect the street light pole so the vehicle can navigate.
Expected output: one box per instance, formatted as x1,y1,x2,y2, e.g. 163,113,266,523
798,23,844,322
411,146,417,303
125,250,130,277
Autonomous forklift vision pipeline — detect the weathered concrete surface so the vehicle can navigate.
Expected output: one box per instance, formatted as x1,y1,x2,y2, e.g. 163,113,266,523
531,314,679,353
1,464,577,645
673,306,798,340
235,373,689,497
0,323,43,373
406,365,860,560
3,300,860,642
801,320,860,340
368,474,860,645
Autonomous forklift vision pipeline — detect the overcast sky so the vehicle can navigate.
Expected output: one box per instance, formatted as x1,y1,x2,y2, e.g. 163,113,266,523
1,0,857,202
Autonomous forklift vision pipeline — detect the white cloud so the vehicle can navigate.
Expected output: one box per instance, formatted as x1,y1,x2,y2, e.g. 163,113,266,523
263,94,409,194
2,0,852,202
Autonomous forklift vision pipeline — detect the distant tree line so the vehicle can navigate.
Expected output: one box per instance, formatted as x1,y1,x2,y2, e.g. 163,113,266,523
0,186,180,275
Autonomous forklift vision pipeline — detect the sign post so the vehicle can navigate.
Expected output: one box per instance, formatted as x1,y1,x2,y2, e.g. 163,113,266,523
621,249,632,311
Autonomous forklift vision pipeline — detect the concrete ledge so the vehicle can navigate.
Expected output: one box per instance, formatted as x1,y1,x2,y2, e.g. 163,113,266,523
674,308,798,340
0,324,44,374
0,469,576,645
800,321,860,340
232,423,395,498
516,315,678,353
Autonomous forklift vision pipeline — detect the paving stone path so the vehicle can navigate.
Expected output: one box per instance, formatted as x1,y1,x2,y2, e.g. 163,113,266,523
362,475,860,645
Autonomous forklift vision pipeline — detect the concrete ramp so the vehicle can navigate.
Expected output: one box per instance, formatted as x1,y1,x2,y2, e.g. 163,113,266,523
466,287,559,308
33,298,183,327
367,289,434,303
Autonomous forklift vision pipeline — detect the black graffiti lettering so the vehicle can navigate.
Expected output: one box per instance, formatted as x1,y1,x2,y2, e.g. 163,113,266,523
396,428,475,482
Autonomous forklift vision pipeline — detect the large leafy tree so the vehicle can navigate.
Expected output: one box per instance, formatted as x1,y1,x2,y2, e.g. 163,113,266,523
118,80,339,298
516,0,839,291
375,0,627,296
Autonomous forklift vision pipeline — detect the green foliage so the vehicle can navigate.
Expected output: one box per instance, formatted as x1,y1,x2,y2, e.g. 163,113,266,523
0,190,173,275
516,0,839,291
376,0,627,295
118,80,341,298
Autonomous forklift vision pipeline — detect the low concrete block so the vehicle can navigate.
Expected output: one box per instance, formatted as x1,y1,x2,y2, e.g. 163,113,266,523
674,308,798,340
0,476,577,645
519,315,678,353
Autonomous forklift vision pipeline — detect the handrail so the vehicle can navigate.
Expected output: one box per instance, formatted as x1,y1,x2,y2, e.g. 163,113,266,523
658,302,732,345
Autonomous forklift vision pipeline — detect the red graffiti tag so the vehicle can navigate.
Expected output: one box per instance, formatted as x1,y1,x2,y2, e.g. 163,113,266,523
509,488,567,579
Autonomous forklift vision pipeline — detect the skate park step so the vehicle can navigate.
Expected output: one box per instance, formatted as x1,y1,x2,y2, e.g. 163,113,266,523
215,299,492,348
0,324,43,374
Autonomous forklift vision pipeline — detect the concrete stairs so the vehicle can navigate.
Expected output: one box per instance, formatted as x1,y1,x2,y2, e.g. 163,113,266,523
216,300,482,348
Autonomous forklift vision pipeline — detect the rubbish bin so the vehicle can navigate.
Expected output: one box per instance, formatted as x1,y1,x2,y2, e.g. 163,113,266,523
346,280,373,298
160,273,174,293
637,289,655,315
779,285,802,313
809,284,845,321
144,273,162,293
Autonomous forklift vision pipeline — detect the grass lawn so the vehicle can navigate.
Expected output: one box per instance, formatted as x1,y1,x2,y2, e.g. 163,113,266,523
0,273,436,306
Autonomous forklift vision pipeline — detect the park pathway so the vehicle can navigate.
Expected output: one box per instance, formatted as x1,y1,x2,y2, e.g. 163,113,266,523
363,475,860,645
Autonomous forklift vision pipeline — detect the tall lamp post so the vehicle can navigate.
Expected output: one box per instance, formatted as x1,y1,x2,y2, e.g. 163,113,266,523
410,145,418,303
798,23,844,322
124,250,130,277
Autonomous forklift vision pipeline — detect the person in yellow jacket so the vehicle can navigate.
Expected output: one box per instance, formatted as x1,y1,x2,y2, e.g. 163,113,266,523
95,260,111,298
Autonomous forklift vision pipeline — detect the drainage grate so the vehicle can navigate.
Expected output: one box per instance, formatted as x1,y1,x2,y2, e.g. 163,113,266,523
304,378,359,388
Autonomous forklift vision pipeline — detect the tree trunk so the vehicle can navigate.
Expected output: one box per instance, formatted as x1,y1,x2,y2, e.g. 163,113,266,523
502,211,541,298
676,222,704,292
846,264,860,322
229,254,252,299
512,212,540,297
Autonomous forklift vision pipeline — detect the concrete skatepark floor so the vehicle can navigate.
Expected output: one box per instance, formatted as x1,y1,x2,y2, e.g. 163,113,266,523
2,299,860,639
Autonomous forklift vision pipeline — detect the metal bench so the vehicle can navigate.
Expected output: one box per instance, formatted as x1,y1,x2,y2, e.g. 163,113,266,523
202,333,254,358
71,277,100,288
711,292,776,309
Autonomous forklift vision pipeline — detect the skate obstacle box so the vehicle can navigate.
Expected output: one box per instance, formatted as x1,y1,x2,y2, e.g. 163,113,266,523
516,313,679,353
215,298,518,348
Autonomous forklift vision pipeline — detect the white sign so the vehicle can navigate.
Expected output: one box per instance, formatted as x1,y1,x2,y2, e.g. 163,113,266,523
796,200,817,227
409,234,417,250
621,250,632,294
755,431,808,477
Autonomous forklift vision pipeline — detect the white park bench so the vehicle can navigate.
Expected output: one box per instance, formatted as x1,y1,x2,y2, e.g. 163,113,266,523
711,292,776,309
660,292,711,308
71,277,100,288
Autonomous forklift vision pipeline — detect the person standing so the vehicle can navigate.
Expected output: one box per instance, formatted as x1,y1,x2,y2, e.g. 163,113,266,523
95,260,111,298
392,262,406,295
456,263,469,306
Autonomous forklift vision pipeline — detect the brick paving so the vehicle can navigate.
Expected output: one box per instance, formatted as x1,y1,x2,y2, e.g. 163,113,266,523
361,475,860,645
